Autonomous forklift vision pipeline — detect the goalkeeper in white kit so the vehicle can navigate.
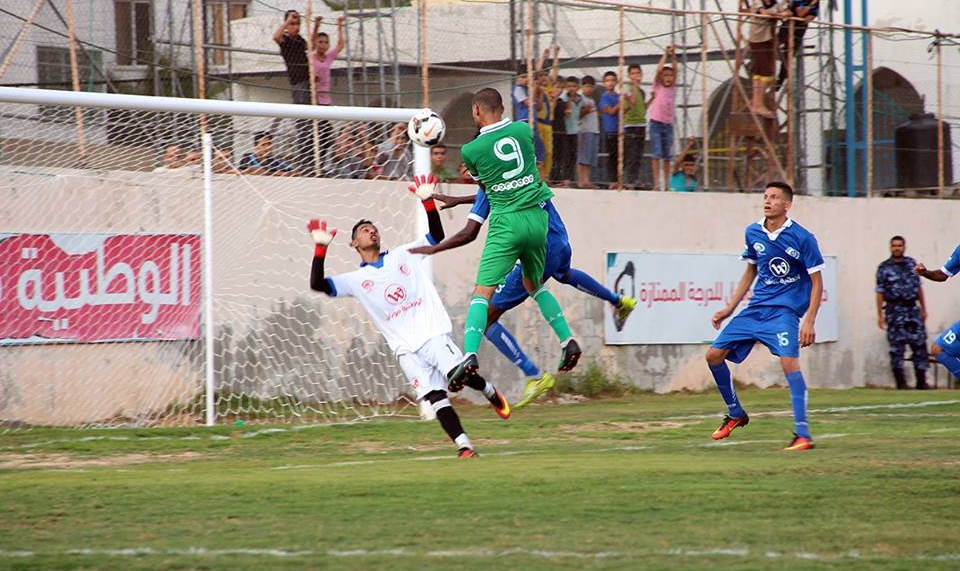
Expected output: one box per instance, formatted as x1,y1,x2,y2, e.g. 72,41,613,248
307,174,510,459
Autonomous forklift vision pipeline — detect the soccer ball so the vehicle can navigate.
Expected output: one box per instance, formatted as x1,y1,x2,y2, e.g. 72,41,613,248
407,109,446,147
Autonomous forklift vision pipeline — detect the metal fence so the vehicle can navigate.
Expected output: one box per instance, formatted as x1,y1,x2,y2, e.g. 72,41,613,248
0,0,957,196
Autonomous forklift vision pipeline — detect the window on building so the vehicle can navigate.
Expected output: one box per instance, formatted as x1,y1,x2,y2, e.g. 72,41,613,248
208,2,250,66
115,0,153,66
37,46,103,117
37,46,102,91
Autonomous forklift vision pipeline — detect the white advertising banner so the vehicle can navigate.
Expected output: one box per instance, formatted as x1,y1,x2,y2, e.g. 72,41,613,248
604,252,839,345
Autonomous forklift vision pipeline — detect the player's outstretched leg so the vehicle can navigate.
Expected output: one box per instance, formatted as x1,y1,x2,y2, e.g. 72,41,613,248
782,358,814,451
447,294,489,389
529,284,581,372
706,348,749,440
424,390,477,458
484,322,555,409
463,373,510,419
557,268,637,329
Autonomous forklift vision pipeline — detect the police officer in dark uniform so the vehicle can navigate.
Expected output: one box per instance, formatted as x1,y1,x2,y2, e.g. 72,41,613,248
875,236,929,389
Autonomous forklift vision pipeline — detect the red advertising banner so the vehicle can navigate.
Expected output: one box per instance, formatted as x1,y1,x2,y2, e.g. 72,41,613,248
0,233,202,344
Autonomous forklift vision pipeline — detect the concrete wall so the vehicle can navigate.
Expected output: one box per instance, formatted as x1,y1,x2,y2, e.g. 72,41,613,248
2,169,958,424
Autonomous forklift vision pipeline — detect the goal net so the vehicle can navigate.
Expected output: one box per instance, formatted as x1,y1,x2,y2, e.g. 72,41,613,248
0,88,431,428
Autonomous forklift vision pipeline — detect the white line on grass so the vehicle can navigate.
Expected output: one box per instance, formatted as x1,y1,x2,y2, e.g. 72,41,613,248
3,547,959,562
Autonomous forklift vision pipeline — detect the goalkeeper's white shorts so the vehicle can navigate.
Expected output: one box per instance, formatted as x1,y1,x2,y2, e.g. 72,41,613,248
397,333,463,400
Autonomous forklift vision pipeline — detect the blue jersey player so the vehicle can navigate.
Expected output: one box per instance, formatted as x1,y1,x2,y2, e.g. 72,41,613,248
915,243,960,382
410,189,637,408
706,182,824,451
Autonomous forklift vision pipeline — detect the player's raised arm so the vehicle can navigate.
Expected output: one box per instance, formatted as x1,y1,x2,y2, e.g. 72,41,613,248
432,193,477,210
409,174,444,244
712,263,758,330
308,219,337,295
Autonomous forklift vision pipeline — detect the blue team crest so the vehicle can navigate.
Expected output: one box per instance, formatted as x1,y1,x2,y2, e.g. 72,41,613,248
753,242,765,254
769,257,791,277
786,247,800,259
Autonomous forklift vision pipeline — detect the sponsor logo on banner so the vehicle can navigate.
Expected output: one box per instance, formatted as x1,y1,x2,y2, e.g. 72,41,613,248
0,233,202,344
604,252,839,345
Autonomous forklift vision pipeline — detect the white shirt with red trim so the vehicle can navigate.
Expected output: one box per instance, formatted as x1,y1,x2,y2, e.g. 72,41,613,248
327,235,451,355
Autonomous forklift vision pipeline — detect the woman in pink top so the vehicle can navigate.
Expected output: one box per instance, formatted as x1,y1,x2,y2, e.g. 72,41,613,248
648,45,678,191
310,15,345,106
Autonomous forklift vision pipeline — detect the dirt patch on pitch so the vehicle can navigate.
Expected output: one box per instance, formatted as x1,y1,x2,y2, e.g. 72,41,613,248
558,420,699,433
0,452,203,470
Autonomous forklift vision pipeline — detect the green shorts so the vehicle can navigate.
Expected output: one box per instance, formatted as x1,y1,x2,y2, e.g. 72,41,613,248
476,205,548,287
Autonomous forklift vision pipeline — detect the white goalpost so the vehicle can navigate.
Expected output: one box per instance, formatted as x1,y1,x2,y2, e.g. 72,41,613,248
0,87,433,428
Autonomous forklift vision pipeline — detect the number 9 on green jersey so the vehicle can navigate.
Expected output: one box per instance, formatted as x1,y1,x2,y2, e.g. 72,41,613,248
461,119,554,215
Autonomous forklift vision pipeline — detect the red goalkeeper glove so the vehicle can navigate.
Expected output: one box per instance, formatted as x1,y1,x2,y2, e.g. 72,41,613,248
307,219,337,256
408,174,439,210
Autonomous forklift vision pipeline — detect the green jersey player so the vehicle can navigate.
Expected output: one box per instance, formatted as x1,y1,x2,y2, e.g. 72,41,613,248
446,88,581,393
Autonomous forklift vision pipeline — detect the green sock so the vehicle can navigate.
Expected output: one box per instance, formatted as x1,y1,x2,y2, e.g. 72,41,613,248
532,287,572,342
463,295,489,354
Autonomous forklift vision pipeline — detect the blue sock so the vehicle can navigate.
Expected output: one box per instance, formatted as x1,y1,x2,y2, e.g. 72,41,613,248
558,268,621,305
785,371,810,438
708,362,746,418
935,351,960,380
485,322,541,378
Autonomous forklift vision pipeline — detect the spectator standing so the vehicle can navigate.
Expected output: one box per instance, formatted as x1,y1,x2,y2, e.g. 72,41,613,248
512,69,530,123
648,45,678,191
622,64,647,189
273,10,313,171
310,15,345,172
534,47,561,179
600,71,621,188
376,123,413,180
239,132,296,176
548,81,567,184
577,75,599,189
776,0,819,91
550,76,580,186
876,236,930,390
743,0,785,118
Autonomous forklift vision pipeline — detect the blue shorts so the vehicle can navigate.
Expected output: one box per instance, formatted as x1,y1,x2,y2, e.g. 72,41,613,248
578,132,599,167
649,119,674,160
491,242,572,311
711,305,801,363
935,320,960,358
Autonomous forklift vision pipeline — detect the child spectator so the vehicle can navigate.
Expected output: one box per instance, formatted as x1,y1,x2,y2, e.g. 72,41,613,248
512,68,530,123
622,64,647,189
330,122,374,179
310,15,345,172
648,45,678,191
560,76,582,186
534,47,561,179
669,139,700,191
273,11,309,104
549,79,567,184
577,75,599,189
430,144,457,183
744,0,785,117
776,0,819,91
599,70,621,187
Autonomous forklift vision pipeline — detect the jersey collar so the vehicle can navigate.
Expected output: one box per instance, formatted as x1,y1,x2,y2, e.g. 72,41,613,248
360,251,388,268
757,217,793,241
479,118,511,135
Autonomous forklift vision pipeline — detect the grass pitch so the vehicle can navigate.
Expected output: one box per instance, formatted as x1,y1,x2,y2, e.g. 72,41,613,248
2,388,959,570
